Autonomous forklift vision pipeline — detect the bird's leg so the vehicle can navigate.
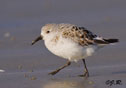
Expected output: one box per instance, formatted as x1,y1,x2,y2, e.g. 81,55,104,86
48,61,71,75
79,59,89,77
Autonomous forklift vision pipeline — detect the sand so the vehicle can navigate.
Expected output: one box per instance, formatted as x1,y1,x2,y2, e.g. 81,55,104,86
0,0,126,88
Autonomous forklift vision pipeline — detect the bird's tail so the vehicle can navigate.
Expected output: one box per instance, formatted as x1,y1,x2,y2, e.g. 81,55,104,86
94,37,119,44
103,39,119,43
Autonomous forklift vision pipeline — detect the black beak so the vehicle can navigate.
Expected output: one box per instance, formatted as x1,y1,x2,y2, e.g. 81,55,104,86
31,35,42,45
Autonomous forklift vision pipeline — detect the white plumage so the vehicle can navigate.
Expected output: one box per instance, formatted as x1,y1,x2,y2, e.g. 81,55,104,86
41,23,105,62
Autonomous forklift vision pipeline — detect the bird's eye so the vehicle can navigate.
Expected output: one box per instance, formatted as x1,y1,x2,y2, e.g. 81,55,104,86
46,31,50,33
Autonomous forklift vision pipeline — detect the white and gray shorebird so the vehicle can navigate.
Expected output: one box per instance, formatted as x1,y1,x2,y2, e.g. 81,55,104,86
31,23,119,77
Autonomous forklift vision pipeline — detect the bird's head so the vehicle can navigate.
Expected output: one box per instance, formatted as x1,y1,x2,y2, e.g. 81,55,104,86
31,24,57,45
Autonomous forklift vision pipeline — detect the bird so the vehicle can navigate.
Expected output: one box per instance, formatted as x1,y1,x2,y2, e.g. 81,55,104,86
31,23,119,77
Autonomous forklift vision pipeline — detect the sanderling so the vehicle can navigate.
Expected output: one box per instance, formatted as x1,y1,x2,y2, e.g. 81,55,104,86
31,23,119,77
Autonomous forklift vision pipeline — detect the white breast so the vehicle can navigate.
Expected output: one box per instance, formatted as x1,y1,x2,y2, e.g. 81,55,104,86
44,36,98,62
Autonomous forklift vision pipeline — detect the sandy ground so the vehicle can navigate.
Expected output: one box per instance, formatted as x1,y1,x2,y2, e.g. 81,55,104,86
0,0,126,88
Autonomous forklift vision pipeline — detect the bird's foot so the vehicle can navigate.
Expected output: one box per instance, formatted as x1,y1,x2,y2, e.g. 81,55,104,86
78,71,89,77
48,69,60,75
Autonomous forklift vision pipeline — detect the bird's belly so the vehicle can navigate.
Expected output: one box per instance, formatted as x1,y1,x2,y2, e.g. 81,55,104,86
45,39,98,62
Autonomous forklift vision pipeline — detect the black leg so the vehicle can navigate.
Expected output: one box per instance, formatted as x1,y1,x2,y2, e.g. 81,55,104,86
79,59,89,77
48,61,71,75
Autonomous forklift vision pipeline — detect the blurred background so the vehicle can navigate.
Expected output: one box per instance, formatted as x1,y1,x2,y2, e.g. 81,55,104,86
0,0,126,73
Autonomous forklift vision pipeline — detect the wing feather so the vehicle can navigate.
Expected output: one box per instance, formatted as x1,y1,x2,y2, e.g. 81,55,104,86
61,24,117,46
